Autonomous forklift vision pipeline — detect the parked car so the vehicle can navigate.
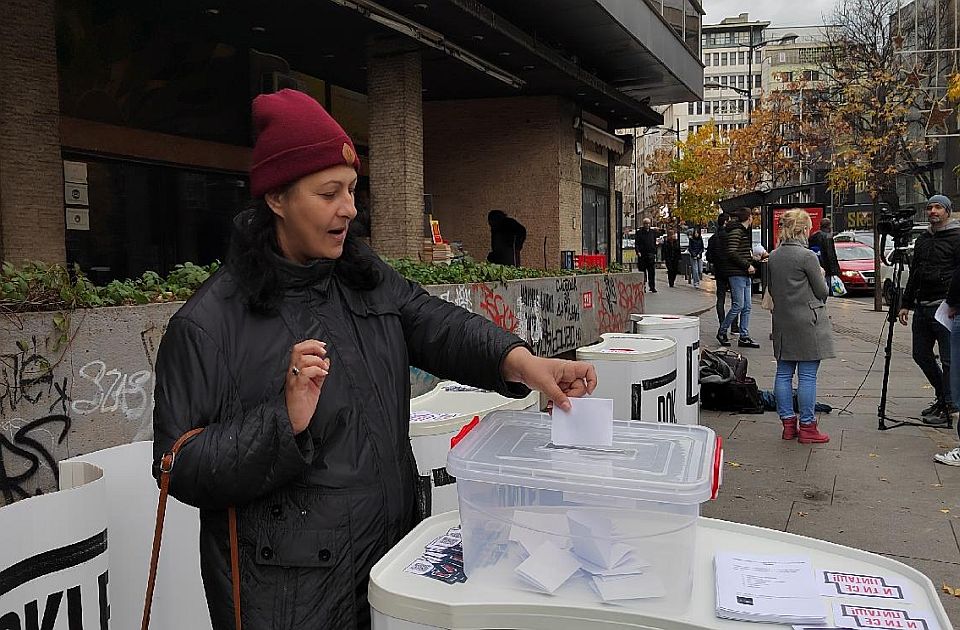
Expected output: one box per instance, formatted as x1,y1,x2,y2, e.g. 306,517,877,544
835,242,876,293
837,226,927,304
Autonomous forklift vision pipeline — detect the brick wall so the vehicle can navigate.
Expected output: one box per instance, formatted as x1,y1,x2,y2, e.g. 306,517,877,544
425,96,582,269
0,0,65,264
367,43,424,260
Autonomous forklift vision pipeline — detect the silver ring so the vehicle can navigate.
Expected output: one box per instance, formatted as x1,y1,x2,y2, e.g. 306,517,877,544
291,366,301,376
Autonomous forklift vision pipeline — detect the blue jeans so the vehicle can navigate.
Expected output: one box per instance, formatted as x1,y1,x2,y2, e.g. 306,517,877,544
721,275,751,337
775,360,821,424
691,258,702,285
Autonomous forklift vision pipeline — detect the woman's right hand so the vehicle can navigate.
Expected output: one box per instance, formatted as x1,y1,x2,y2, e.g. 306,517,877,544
285,340,330,434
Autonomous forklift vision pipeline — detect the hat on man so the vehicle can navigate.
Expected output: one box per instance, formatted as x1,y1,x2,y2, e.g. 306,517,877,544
250,89,361,198
926,194,953,213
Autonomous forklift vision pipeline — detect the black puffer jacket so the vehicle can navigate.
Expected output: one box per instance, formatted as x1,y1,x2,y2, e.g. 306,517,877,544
717,222,752,278
903,221,960,309
153,243,528,630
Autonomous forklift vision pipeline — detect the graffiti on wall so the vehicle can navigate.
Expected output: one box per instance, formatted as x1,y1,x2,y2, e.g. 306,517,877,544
0,317,165,505
476,284,518,334
0,415,72,504
596,276,645,334
515,277,584,356
437,286,474,313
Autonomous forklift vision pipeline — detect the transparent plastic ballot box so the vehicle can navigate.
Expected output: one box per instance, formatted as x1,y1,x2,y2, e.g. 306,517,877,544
446,411,721,604
368,512,952,630
410,382,539,515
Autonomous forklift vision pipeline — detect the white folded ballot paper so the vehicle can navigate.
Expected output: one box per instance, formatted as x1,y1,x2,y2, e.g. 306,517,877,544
714,553,827,625
551,397,614,447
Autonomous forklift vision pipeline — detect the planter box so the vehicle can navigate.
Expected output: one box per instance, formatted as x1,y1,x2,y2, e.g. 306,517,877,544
0,273,644,503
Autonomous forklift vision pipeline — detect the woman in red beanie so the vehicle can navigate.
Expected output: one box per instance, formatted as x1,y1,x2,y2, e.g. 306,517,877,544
152,89,597,630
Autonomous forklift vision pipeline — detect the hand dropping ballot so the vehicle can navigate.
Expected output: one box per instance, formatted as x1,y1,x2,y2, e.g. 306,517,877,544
551,397,614,447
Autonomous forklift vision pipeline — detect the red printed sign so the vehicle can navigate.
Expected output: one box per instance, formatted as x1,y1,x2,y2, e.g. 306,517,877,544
772,206,823,247
582,291,593,309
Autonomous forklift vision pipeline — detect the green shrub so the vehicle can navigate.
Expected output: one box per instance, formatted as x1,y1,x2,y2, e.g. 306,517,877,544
0,258,626,313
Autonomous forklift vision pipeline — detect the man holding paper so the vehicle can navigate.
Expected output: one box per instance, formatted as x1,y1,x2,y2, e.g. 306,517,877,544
897,195,960,428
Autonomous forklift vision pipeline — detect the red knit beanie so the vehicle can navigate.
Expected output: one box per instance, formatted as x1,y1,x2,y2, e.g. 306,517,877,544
249,89,361,198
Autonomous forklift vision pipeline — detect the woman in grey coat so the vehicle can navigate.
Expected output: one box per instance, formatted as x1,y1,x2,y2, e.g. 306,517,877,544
767,209,835,443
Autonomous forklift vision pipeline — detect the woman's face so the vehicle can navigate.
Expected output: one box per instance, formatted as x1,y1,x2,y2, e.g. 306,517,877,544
267,165,358,263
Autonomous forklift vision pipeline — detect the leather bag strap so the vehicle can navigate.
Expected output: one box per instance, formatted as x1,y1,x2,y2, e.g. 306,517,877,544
141,428,241,630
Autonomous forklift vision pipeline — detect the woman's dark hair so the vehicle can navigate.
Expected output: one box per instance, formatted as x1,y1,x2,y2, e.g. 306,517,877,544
227,198,381,314
731,207,752,222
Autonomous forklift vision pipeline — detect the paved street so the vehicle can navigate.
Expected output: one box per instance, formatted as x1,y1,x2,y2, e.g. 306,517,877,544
648,278,960,623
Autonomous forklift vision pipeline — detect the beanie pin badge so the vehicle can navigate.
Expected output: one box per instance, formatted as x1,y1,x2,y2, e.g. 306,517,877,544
342,143,356,165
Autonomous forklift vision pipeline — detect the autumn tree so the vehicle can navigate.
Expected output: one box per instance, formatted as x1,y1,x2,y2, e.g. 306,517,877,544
645,122,736,226
817,0,946,207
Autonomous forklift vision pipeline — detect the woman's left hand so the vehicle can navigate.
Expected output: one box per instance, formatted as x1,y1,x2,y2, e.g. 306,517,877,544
502,347,597,411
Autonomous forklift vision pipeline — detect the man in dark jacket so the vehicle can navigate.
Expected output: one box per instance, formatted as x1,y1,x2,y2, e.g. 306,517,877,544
717,207,760,348
487,210,526,266
808,218,841,296
707,213,737,331
898,194,960,426
663,228,682,287
635,217,659,292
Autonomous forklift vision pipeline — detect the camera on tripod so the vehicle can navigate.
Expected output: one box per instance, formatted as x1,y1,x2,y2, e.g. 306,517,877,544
877,207,916,249
876,207,916,267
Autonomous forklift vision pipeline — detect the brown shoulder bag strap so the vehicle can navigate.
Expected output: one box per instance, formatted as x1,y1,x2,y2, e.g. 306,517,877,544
141,428,242,630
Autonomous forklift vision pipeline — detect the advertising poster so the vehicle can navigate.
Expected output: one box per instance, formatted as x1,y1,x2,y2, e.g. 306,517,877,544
772,205,824,247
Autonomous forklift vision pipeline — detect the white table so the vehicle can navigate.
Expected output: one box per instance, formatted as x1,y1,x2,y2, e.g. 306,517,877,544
369,512,952,630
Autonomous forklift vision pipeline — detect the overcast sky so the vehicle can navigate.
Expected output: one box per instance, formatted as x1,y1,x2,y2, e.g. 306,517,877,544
703,0,838,27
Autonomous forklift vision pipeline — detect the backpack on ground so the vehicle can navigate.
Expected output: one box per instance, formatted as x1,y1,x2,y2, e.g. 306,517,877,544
700,348,764,414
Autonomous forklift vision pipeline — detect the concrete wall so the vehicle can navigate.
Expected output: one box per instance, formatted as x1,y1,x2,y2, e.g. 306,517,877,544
0,273,644,505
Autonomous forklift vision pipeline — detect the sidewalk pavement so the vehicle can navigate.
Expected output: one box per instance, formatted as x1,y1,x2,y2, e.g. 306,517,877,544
648,280,960,623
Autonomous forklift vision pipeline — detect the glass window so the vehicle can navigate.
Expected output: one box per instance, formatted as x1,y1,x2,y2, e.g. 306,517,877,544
755,50,762,63
689,102,695,115
721,52,728,66
704,53,712,66
738,51,746,65
713,53,720,65
737,75,745,89
755,74,761,88
721,75,728,85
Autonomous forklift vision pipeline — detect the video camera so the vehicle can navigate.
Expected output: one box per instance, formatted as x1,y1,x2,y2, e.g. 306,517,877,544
876,206,915,244
876,207,915,265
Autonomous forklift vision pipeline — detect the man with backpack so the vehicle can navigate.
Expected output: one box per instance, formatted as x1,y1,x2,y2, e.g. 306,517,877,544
717,207,760,349
707,213,738,333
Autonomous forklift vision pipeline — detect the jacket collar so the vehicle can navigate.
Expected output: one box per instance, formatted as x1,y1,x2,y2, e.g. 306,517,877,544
268,248,336,292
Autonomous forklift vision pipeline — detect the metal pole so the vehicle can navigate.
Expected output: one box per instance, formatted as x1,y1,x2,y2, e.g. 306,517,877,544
747,26,754,124
633,127,638,235
675,118,681,231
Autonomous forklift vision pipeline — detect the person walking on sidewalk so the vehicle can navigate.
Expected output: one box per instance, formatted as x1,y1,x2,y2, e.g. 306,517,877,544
635,217,659,293
808,218,841,297
897,194,960,427
717,207,759,348
663,228,682,288
768,209,834,444
707,214,738,332
689,227,705,288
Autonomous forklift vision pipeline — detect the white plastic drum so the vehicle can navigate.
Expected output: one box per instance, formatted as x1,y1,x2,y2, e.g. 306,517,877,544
631,314,701,425
576,334,679,424
409,382,539,515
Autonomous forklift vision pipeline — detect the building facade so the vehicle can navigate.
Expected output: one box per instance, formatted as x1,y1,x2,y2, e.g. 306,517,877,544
0,0,704,277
